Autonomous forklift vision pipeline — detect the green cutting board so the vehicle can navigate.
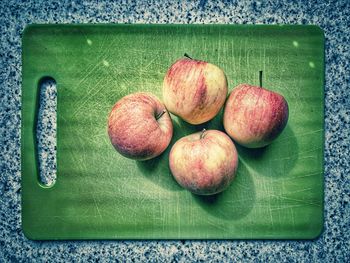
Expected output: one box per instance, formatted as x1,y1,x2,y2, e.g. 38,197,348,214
22,24,324,240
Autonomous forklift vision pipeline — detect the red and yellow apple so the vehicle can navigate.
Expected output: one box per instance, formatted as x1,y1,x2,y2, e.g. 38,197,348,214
169,129,238,195
108,92,173,160
223,83,289,148
162,54,228,125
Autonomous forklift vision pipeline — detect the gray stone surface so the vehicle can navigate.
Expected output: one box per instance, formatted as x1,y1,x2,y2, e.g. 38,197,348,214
0,0,349,262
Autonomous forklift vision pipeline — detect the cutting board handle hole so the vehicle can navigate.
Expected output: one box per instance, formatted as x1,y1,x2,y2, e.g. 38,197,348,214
36,76,57,187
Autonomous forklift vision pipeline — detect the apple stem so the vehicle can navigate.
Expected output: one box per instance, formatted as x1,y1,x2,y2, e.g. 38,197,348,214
156,109,167,120
259,70,263,87
200,128,206,139
184,53,193,60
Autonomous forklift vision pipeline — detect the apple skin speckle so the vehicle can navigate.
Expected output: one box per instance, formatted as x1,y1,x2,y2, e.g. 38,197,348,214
169,130,238,195
108,92,173,160
223,84,289,148
163,57,228,125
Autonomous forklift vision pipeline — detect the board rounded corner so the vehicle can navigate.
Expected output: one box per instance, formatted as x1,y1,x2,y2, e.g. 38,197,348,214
308,220,324,240
22,221,38,241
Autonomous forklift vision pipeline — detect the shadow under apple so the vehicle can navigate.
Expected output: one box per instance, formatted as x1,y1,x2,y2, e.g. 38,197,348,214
136,146,183,192
193,161,255,221
135,118,187,192
136,110,226,192
175,108,225,133
236,125,298,178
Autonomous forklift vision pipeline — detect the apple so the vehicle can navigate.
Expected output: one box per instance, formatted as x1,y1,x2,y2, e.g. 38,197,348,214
169,129,238,195
223,72,289,148
162,54,228,125
108,92,173,160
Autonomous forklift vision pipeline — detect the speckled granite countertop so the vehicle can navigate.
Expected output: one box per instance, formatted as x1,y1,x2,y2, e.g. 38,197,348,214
1,0,349,262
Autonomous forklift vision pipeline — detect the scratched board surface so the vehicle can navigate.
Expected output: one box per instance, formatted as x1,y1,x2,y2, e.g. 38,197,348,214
22,25,324,239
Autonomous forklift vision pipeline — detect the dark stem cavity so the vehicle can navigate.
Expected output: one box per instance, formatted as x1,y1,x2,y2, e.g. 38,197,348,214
259,70,263,87
184,53,193,60
156,109,167,120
